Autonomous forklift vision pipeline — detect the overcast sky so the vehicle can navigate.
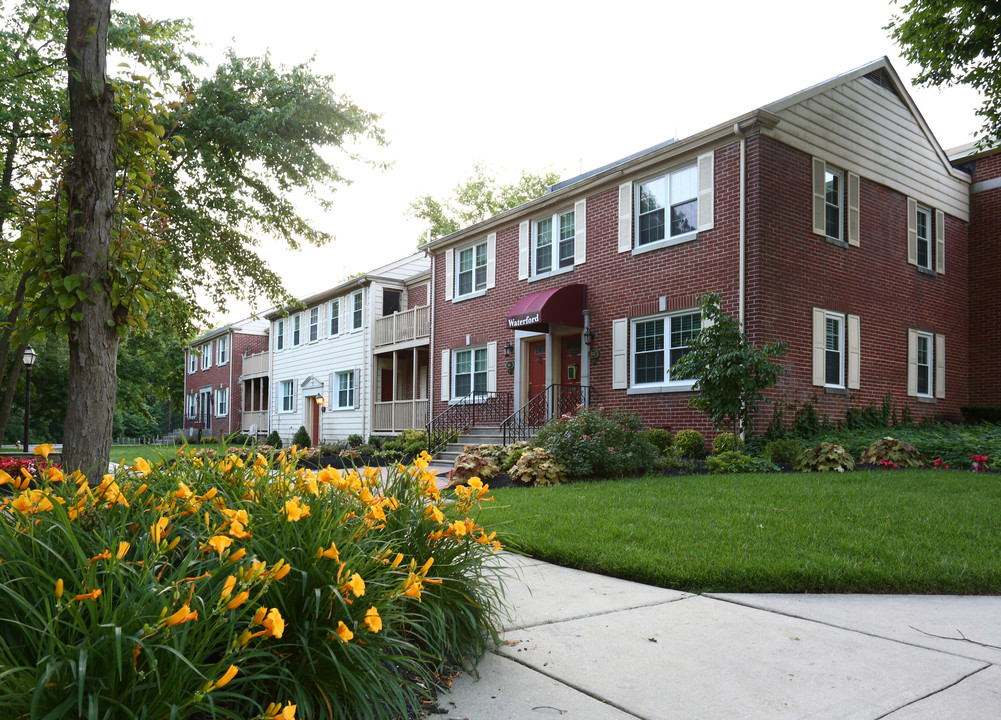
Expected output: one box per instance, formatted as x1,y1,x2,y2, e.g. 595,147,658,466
115,0,984,326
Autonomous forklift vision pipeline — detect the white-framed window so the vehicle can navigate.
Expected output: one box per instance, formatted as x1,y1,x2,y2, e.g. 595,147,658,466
915,205,931,270
812,157,859,246
456,240,488,297
201,342,212,370
292,314,302,347
630,311,701,388
335,370,355,409
215,387,229,417
216,336,229,365
351,291,363,330
824,311,845,388
276,319,285,351
636,164,698,248
533,209,575,276
812,308,860,390
308,307,319,342
329,299,340,336
908,199,944,274
824,167,844,241
280,380,295,413
186,394,196,418
908,329,944,399
915,331,932,397
188,351,197,374
453,346,488,398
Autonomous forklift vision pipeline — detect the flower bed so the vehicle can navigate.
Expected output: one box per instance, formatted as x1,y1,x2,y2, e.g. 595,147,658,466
0,449,502,719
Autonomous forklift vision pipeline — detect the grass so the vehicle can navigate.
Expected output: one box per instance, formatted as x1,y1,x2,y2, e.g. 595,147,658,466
108,443,219,465
480,469,1001,594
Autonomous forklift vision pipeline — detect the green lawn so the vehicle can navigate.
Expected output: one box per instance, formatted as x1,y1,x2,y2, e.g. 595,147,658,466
479,470,1001,594
109,443,219,465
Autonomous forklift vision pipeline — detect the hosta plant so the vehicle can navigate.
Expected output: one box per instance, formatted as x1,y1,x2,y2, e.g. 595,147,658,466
799,442,855,472
860,436,925,468
508,448,567,486
449,449,501,485
706,451,779,474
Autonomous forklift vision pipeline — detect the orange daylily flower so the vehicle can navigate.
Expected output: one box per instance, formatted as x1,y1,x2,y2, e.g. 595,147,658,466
55,578,64,599
317,542,340,562
219,575,237,602
71,589,102,602
206,535,233,558
263,608,285,638
264,702,297,720
334,621,353,643
165,603,198,626
90,549,111,563
363,606,382,633
203,664,238,692
116,541,131,559
341,572,365,598
33,443,53,459
131,457,152,478
226,591,250,610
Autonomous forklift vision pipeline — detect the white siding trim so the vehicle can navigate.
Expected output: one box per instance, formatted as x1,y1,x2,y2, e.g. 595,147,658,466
847,314,860,390
617,182,632,253
811,307,826,386
935,209,945,275
612,318,628,389
574,198,587,264
812,157,826,236
518,221,530,280
444,248,454,301
697,151,714,232
935,333,946,399
847,171,860,247
486,232,496,289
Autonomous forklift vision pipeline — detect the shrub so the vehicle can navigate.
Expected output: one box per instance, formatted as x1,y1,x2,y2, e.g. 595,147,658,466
711,432,744,455
264,430,282,449
449,451,501,485
367,435,384,449
200,436,217,444
291,425,312,448
763,437,803,465
961,406,1001,424
501,442,529,472
464,444,506,464
706,451,780,474
799,442,855,472
318,441,348,456
0,450,504,719
508,448,567,486
860,437,925,468
398,429,429,455
642,428,673,455
347,433,364,448
673,429,707,459
535,406,657,479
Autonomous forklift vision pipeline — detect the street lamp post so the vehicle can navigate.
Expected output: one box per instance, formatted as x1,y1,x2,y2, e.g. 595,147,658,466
22,345,36,453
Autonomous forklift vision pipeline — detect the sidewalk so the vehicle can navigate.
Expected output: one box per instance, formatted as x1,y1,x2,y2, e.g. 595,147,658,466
441,554,1001,719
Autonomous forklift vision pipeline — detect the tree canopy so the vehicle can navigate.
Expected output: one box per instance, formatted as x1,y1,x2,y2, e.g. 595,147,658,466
409,163,561,243
887,0,1001,147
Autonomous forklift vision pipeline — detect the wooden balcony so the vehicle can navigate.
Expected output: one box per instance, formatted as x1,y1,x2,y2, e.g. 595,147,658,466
242,350,268,377
241,410,268,435
373,399,429,433
373,305,430,348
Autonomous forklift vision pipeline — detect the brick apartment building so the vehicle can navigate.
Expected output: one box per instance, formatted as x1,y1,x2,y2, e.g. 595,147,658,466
422,58,996,440
183,318,269,439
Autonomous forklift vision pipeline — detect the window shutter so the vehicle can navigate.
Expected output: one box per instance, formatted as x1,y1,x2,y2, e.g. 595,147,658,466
440,349,450,402
811,307,826,386
847,314,860,390
354,368,361,409
906,329,918,397
847,172,860,247
486,341,497,392
812,157,826,236
292,379,297,413
328,373,334,404
612,318,628,389
906,198,918,266
574,198,587,264
935,209,945,275
935,334,945,399
486,232,496,289
617,182,632,253
518,221,530,280
444,249,454,301
697,151,714,232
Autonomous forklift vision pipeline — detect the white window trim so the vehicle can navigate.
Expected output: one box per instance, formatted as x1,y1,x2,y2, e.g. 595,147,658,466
329,299,340,337
279,379,296,413
824,311,846,389
215,387,229,417
186,394,197,419
188,351,197,374
915,204,932,271
201,342,212,370
811,308,860,390
308,307,320,343
531,207,576,278
454,239,489,299
908,329,945,399
350,290,364,331
449,343,497,403
275,319,285,352
333,369,356,410
216,336,229,366
291,313,302,347
620,310,702,394
632,164,699,255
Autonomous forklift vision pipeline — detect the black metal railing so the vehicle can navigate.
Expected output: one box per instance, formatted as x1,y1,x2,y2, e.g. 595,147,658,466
426,391,513,456
501,384,591,445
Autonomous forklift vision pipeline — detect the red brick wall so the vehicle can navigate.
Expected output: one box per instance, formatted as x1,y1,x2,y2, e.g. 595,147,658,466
407,283,427,309
968,152,1001,404
749,135,969,426
184,332,268,436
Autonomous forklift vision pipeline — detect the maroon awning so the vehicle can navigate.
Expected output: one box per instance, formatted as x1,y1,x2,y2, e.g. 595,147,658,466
507,284,586,332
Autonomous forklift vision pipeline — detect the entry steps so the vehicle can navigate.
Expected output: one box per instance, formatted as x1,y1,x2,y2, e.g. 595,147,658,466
427,426,507,476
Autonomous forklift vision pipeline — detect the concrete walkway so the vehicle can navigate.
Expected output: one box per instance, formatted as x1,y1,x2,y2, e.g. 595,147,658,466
441,553,1001,719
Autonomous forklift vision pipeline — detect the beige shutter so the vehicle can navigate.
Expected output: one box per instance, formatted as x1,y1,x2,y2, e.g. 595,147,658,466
354,368,361,409
440,349,450,402
935,333,945,399
486,341,497,392
812,308,826,386
612,318,628,389
906,198,918,266
444,248,454,301
518,221,530,280
697,151,714,232
617,182,632,253
935,209,945,275
906,329,918,397
486,232,496,289
574,198,587,264
847,172,860,246
812,157,826,236
847,314,860,390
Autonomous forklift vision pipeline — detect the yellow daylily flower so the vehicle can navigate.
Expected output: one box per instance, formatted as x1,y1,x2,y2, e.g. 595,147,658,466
226,591,250,610
341,572,365,598
363,606,382,633
131,457,152,478
263,608,285,638
334,621,353,643
165,603,198,626
219,575,237,602
33,443,54,459
203,664,238,692
264,702,297,720
55,578,64,599
206,535,233,559
282,497,310,522
317,542,340,562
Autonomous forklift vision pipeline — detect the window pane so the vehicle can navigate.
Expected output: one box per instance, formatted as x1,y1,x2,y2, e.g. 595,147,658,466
473,371,487,393
917,366,929,395
639,180,665,214
459,248,472,272
455,350,470,374
559,212,574,241
455,375,471,397
634,320,664,384
825,170,841,239
476,243,488,266
635,351,664,384
671,313,700,348
670,166,698,204
670,199,697,236
638,208,665,246
916,209,930,268
458,271,472,296
474,348,488,372
536,218,552,247
917,336,928,365
825,350,841,385
474,265,486,290
558,236,574,267
825,318,840,352
635,320,664,353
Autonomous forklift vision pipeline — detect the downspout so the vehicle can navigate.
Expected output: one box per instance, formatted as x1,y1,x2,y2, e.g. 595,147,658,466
733,122,747,328
427,250,436,429
228,331,234,435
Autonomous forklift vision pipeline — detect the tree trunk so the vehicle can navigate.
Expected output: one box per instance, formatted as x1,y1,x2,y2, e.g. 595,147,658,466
62,0,118,478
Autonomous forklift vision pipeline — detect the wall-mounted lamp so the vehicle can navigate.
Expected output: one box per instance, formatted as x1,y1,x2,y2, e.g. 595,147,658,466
503,341,514,357
315,395,328,412
583,328,596,346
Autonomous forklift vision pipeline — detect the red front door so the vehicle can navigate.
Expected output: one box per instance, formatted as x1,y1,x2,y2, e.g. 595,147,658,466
527,340,547,424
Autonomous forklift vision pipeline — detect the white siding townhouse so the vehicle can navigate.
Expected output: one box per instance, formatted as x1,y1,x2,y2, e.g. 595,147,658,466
267,252,431,445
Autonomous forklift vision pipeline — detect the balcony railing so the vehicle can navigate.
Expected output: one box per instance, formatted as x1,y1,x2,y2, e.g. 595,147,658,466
374,305,430,347
373,399,429,433
242,350,268,376
241,410,268,435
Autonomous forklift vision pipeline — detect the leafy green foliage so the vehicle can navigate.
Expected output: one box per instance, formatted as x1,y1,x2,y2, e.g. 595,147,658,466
711,432,744,455
501,442,529,472
669,293,787,437
449,449,501,485
291,425,311,448
672,429,707,459
706,451,779,474
409,163,561,243
887,1,1001,146
346,434,364,448
641,428,673,455
535,406,657,478
762,438,803,465
860,437,926,468
508,448,567,486
264,430,282,448
799,442,855,472
961,406,1001,424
